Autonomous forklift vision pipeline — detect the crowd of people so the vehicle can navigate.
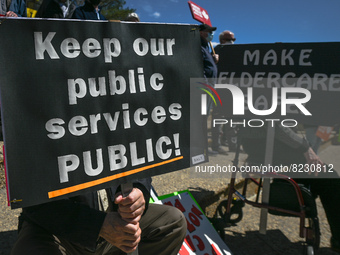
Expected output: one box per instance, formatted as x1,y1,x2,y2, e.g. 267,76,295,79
2,0,340,254
1,0,139,20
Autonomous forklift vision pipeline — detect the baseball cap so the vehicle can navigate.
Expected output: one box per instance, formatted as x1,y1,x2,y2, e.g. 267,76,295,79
199,24,217,32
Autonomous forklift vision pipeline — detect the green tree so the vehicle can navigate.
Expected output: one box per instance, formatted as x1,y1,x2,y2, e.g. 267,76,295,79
100,0,136,21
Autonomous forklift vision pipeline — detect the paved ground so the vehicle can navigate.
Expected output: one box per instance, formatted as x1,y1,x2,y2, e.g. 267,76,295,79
1,140,340,255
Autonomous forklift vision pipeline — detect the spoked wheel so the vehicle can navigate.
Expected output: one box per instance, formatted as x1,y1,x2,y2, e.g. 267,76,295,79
217,198,245,224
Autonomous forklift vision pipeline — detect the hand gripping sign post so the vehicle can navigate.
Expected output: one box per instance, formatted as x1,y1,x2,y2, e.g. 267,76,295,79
0,18,208,209
121,183,139,255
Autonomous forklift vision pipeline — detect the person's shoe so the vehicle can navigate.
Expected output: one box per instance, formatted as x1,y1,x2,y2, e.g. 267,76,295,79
220,141,228,146
212,147,228,155
208,148,218,155
331,237,340,253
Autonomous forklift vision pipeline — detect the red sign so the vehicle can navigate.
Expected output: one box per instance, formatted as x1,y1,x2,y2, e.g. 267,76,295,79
159,192,232,255
188,1,212,27
316,126,334,141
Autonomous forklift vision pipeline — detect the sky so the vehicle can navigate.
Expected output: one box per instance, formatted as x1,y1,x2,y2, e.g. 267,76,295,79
124,0,340,45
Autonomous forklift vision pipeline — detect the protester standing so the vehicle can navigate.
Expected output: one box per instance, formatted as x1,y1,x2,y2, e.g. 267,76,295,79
72,0,106,20
199,24,228,155
214,30,238,152
36,0,76,19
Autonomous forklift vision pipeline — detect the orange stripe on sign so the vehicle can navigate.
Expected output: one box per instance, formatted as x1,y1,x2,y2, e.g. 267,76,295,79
48,156,184,199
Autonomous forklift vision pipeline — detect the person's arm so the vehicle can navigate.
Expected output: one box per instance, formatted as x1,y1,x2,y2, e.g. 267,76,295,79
303,147,323,166
109,177,152,215
8,0,27,17
132,177,151,213
100,211,141,253
115,187,146,223
99,178,150,253
275,124,310,153
275,124,323,167
99,187,146,253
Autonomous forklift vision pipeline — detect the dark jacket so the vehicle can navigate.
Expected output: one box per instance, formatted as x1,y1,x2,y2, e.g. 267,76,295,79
72,1,106,20
36,0,76,19
19,177,152,251
201,37,217,79
3,0,27,17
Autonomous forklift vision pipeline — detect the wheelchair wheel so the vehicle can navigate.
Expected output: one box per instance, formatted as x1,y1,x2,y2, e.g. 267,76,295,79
308,217,320,251
217,198,244,224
